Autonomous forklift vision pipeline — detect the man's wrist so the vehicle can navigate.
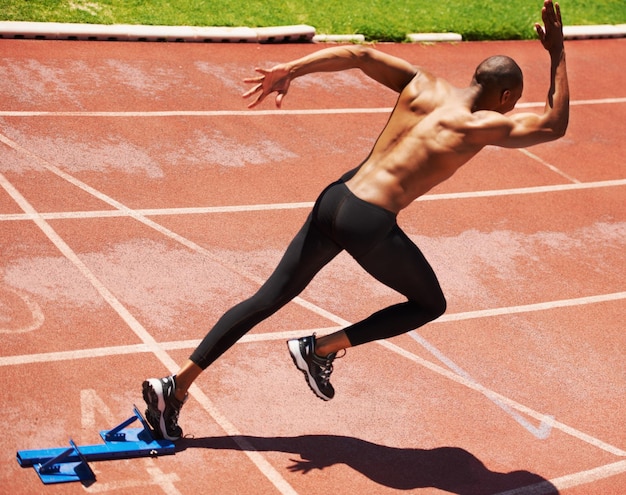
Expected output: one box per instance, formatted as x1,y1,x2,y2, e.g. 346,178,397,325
549,47,565,61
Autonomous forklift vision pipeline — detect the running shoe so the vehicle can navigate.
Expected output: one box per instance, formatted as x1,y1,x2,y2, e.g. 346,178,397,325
287,335,337,401
142,375,186,441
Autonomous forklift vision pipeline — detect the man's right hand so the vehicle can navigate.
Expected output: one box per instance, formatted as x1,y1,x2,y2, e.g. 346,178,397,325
535,0,564,55
242,65,292,109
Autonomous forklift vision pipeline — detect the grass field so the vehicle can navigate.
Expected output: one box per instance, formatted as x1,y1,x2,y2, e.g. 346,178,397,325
1,0,625,41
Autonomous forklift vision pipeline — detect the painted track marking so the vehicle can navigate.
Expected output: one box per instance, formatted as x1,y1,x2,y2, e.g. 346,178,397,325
408,330,554,440
0,286,44,334
0,179,624,223
495,460,626,495
0,96,623,118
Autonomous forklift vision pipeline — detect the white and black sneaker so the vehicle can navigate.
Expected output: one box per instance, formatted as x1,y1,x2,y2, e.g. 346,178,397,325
287,335,338,401
142,375,186,441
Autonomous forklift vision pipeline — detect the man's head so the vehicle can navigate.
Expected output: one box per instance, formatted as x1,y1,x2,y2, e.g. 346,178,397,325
471,55,524,113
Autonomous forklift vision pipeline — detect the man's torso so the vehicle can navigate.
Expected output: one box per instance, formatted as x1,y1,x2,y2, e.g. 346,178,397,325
345,70,492,213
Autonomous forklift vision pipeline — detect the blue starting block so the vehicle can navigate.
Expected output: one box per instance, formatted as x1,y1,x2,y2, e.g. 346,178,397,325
17,406,175,485
31,439,96,485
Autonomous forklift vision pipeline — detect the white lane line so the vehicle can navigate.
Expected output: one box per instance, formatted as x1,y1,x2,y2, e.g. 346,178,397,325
4,291,626,364
0,96,623,117
517,97,626,108
0,179,624,222
495,460,626,495
5,290,626,366
0,170,299,495
0,343,153,366
0,328,343,367
409,330,554,440
435,292,626,323
416,179,626,201
0,108,394,117
550,460,626,492
517,148,581,183
379,338,626,458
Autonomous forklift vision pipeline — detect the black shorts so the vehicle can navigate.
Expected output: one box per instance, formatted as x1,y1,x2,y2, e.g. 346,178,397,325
312,181,398,259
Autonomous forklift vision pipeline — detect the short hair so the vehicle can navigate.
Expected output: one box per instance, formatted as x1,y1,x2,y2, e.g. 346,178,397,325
473,55,523,91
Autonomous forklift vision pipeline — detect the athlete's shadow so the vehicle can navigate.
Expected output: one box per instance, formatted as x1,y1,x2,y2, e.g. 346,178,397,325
177,434,559,494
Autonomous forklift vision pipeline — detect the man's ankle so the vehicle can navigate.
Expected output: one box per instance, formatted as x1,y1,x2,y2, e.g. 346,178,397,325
174,388,188,403
314,332,350,357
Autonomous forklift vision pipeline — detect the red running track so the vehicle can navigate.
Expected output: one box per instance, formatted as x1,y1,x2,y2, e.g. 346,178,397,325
0,37,625,494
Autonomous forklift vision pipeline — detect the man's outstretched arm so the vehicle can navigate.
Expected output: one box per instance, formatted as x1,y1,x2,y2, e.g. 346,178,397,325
535,0,569,135
498,0,570,147
242,45,418,108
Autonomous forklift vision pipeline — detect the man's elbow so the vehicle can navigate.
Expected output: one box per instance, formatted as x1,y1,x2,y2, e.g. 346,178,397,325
352,45,377,64
552,119,568,139
548,112,569,140
548,127,566,141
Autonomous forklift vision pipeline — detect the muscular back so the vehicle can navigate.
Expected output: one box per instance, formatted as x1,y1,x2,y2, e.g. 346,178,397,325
346,69,491,213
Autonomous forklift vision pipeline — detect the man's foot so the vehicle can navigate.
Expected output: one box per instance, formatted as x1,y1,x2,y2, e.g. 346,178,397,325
287,335,337,401
142,375,186,441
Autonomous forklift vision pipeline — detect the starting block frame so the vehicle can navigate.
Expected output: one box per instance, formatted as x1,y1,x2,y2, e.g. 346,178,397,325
17,406,175,485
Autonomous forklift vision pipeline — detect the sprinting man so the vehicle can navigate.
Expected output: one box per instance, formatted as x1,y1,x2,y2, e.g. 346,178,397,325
143,0,568,441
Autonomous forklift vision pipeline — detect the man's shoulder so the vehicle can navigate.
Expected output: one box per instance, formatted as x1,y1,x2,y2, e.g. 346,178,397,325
461,111,517,146
397,81,477,124
467,110,513,128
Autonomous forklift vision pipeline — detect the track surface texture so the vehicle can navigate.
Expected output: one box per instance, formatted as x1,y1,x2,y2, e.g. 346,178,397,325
1,37,625,494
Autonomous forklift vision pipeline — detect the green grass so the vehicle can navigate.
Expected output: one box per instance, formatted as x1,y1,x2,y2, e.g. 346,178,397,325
1,0,624,41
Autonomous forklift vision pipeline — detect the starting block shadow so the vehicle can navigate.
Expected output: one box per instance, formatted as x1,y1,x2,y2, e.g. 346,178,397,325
17,405,175,485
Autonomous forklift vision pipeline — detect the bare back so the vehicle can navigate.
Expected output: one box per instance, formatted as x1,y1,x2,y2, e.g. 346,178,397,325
345,70,487,213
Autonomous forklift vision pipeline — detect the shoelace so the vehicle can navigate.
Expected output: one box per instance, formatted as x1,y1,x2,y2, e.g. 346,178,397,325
314,350,345,384
165,395,185,429
317,357,334,384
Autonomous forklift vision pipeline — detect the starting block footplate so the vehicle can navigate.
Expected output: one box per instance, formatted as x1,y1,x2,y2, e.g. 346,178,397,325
17,406,175,485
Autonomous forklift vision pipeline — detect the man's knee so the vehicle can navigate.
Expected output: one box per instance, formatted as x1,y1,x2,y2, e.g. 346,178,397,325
404,291,446,326
425,291,447,321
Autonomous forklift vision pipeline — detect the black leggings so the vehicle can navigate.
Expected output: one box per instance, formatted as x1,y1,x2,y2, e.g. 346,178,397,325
190,180,446,369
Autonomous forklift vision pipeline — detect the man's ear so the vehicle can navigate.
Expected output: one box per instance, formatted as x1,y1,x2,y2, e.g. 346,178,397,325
500,89,512,104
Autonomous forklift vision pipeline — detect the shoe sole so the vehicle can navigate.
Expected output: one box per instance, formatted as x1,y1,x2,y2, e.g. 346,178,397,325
142,378,181,441
287,340,332,401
